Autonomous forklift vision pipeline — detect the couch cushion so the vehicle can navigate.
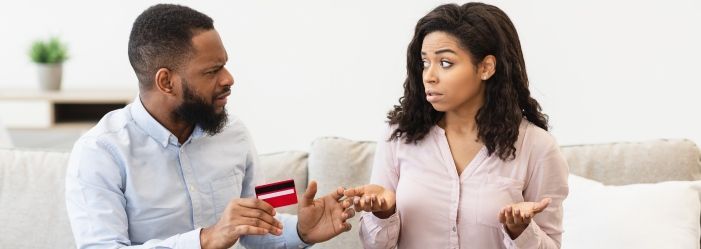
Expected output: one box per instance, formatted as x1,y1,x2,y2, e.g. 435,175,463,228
0,118,11,148
257,151,309,214
308,137,376,249
562,139,701,185
563,174,701,249
0,148,74,248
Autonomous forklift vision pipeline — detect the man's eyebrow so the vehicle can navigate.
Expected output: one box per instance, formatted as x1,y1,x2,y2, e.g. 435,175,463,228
205,64,224,71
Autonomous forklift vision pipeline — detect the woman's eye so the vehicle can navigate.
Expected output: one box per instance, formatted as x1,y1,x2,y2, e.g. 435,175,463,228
421,60,430,69
440,60,453,68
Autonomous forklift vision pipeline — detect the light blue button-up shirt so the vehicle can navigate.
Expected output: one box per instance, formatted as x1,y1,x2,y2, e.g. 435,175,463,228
65,97,309,249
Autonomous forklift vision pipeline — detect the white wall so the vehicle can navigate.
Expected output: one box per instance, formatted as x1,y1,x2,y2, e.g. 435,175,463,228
1,0,699,153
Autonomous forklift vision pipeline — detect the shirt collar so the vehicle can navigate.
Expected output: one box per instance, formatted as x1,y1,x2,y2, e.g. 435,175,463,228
130,96,207,148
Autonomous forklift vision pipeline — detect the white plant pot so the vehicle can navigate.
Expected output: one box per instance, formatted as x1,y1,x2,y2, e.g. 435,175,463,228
37,63,63,91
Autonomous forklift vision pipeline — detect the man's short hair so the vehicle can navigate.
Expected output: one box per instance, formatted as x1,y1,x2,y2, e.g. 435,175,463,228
128,4,214,90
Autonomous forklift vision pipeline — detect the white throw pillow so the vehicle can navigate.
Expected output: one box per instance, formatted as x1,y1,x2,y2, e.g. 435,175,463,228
562,174,701,249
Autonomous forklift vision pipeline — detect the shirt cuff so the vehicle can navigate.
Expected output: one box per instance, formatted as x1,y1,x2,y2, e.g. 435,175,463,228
282,215,312,249
361,211,400,230
501,221,541,249
178,228,203,249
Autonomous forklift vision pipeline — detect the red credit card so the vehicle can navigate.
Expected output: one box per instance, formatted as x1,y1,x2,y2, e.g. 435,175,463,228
255,179,298,208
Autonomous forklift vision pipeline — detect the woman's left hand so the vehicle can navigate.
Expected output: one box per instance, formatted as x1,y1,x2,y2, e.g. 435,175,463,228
498,197,551,239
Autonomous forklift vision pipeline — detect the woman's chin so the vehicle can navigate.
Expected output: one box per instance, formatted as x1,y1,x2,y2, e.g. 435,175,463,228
430,103,449,112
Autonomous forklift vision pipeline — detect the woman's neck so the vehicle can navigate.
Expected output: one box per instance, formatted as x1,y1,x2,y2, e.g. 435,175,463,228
440,102,482,135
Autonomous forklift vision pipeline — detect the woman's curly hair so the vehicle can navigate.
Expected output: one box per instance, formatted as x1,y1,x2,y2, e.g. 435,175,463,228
388,2,548,161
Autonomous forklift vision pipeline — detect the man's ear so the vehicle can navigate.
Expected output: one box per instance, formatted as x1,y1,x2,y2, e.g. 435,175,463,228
479,55,497,80
154,68,176,95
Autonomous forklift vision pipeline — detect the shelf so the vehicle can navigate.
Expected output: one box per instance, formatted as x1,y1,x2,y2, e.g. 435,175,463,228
0,89,137,129
0,89,135,103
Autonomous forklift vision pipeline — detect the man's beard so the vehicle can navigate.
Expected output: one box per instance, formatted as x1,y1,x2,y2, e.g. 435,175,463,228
172,81,228,136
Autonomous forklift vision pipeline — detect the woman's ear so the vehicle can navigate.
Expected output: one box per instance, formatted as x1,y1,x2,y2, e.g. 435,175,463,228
154,68,176,95
480,55,497,80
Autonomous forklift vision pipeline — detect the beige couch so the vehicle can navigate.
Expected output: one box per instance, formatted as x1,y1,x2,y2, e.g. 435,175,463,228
1,137,699,248
0,118,11,148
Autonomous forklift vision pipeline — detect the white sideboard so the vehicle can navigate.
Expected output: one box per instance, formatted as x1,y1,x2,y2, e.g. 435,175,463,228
0,90,137,150
0,90,136,129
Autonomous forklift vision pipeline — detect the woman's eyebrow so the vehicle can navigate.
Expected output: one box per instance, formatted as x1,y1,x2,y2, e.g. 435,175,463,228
421,48,457,56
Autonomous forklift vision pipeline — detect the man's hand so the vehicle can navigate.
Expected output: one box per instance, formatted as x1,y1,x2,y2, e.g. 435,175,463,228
498,198,551,239
296,181,355,244
343,184,396,219
200,198,284,249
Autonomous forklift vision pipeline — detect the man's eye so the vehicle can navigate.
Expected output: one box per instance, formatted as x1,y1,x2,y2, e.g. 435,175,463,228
440,61,453,68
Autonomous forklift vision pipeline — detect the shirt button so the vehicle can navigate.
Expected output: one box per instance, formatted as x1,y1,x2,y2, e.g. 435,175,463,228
452,226,457,232
190,186,195,192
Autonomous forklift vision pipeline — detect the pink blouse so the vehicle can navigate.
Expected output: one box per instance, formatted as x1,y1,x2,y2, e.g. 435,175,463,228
359,120,569,249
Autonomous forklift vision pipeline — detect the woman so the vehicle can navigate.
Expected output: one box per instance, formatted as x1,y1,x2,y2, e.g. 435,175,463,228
344,3,568,249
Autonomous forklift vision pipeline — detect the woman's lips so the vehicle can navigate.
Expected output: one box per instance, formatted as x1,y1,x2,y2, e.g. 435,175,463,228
426,91,444,102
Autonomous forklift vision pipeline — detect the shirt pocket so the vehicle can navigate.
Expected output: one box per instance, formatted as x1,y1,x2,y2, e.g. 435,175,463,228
476,174,524,228
210,171,243,217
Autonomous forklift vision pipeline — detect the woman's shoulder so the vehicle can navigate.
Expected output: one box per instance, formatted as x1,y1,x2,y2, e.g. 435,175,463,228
517,118,560,158
380,122,442,144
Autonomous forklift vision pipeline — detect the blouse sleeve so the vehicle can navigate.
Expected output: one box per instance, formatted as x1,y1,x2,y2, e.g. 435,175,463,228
358,125,401,249
502,135,569,249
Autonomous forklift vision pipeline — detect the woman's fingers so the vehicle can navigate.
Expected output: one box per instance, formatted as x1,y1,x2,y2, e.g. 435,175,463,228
505,206,515,224
369,195,378,211
344,184,393,212
512,208,521,224
343,187,364,197
360,195,377,212
352,196,364,211
532,198,552,214
348,188,392,212
359,196,368,211
358,194,383,212
499,201,544,225
521,210,530,220
498,207,507,223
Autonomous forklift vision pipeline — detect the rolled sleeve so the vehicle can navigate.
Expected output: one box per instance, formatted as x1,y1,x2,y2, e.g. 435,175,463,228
501,222,551,249
359,211,401,249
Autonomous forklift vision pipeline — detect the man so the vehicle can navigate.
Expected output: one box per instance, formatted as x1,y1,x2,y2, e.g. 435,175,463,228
65,4,353,249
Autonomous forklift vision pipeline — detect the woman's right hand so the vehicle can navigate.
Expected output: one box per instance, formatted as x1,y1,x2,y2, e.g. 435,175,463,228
343,184,396,219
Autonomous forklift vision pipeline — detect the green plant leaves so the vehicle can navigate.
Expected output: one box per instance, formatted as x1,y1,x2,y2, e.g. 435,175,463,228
29,37,68,64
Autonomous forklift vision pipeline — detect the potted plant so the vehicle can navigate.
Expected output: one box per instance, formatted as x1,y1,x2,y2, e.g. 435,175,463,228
29,37,68,91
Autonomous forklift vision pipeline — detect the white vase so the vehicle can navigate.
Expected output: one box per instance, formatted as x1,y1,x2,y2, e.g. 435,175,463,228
37,63,63,91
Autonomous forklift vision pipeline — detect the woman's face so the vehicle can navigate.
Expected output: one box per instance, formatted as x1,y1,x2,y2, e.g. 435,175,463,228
421,31,491,113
